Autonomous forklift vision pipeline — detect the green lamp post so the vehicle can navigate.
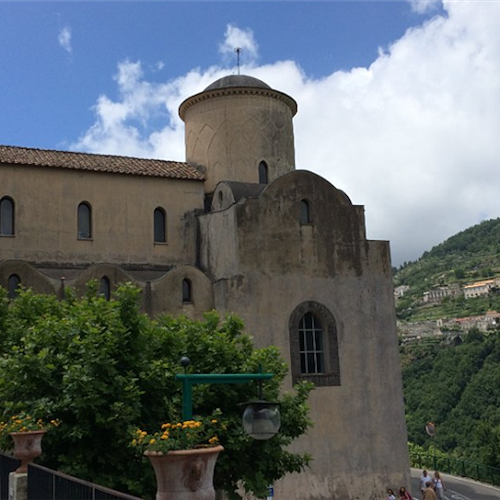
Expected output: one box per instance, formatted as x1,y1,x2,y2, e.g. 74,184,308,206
175,356,281,440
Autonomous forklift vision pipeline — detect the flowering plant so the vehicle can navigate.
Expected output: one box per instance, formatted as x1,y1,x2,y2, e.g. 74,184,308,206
130,412,227,454
0,413,60,450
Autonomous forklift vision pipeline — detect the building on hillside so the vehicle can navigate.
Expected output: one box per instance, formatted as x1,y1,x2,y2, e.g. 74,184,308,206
394,284,410,299
463,279,496,299
0,74,409,500
448,311,500,332
422,284,462,304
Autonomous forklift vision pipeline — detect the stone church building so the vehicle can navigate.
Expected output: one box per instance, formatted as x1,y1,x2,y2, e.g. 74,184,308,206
0,75,409,499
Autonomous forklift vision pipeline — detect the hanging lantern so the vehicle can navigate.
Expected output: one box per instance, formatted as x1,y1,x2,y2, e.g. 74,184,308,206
242,401,281,440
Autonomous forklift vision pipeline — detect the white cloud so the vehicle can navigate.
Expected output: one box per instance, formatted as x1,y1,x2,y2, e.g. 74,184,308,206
58,26,72,54
219,24,258,66
409,0,442,15
72,2,500,266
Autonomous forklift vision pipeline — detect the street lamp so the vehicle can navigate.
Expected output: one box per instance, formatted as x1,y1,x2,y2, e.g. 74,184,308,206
176,357,281,440
425,422,437,469
242,401,281,440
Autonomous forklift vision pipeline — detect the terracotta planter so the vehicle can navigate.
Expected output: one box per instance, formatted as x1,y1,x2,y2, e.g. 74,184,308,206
10,430,46,473
145,445,223,500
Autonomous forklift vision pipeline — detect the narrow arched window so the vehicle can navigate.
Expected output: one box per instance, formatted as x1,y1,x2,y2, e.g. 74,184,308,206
7,274,21,300
78,202,92,239
300,199,310,224
99,276,111,301
182,279,192,303
258,161,268,184
0,197,15,236
299,312,324,374
154,208,167,243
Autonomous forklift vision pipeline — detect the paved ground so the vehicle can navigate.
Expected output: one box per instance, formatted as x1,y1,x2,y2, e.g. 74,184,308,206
410,469,500,500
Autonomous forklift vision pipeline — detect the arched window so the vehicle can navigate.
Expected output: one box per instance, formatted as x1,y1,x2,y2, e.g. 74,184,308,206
289,301,340,387
300,199,310,224
154,207,167,243
78,202,92,239
182,279,192,303
7,274,20,299
99,276,111,301
299,312,324,374
0,197,15,236
258,161,268,184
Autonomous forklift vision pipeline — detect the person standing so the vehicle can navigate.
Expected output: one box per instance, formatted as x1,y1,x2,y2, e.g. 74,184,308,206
420,470,432,496
399,486,412,499
387,489,397,500
422,481,438,500
433,471,445,500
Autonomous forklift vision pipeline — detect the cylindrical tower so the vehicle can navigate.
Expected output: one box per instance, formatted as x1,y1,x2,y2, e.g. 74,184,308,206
179,75,297,193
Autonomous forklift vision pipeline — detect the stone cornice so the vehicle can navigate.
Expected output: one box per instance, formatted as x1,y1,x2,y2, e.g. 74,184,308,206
179,86,298,121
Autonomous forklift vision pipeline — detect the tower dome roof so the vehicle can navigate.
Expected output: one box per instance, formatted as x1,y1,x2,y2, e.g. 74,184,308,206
204,75,271,91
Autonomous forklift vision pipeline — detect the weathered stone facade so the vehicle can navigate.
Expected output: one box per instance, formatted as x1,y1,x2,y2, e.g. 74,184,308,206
0,75,409,499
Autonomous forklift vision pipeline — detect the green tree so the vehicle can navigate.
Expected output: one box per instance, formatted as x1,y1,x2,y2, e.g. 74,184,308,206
0,284,313,500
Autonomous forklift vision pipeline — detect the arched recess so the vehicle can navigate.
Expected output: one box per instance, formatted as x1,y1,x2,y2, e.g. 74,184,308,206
0,196,15,236
258,161,268,184
7,274,20,299
0,260,59,296
150,265,214,318
300,199,311,224
78,202,92,239
154,207,167,243
100,276,111,300
289,301,340,387
182,278,192,303
65,264,138,298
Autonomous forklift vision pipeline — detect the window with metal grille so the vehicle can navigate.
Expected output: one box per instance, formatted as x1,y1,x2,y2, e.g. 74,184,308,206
289,301,340,387
299,312,324,374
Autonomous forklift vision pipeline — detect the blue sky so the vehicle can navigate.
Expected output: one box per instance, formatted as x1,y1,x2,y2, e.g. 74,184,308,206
0,1,437,149
2,1,499,267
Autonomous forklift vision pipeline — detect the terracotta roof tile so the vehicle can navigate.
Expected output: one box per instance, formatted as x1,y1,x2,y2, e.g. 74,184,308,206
0,145,205,181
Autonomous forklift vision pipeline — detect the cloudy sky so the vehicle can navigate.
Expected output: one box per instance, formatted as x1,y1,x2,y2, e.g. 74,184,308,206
1,1,499,267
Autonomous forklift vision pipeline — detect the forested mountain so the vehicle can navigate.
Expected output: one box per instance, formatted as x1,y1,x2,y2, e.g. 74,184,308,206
394,218,500,321
397,218,500,467
401,329,500,468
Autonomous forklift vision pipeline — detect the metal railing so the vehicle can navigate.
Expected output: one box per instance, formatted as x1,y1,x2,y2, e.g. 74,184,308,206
410,452,500,486
0,453,20,500
27,464,144,500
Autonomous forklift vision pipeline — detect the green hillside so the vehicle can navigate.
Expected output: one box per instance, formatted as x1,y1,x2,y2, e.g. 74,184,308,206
398,219,500,469
394,218,500,322
402,329,500,469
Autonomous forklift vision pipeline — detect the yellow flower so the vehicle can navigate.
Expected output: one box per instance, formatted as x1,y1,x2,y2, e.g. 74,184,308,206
208,436,219,445
211,419,217,424
149,439,156,445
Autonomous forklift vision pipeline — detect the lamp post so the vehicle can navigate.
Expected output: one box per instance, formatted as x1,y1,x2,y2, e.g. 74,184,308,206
175,357,281,440
425,422,437,469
